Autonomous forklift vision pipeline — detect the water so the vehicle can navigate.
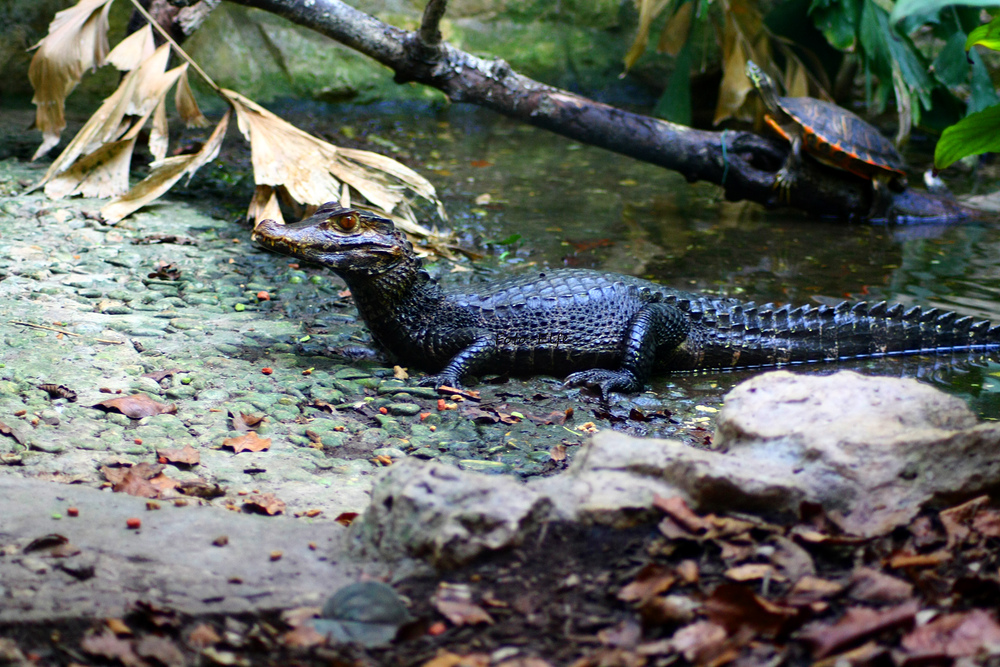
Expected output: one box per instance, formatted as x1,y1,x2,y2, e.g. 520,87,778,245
298,102,1000,418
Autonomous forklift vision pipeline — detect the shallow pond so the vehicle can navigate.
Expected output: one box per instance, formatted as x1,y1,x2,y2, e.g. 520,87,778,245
260,100,1000,420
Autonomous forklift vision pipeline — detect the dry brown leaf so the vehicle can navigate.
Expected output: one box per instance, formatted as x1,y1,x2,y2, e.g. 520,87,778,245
223,431,271,453
714,26,753,126
972,508,1000,537
28,0,114,160
148,472,181,495
668,621,729,664
0,420,26,445
618,564,676,603
788,575,844,600
186,623,222,648
175,69,210,128
44,133,140,199
801,601,919,659
623,0,671,71
242,492,285,515
421,653,490,667
653,495,711,534
105,462,174,499
231,411,266,431
135,635,185,667
36,43,178,197
432,583,494,626
92,394,177,419
847,566,913,603
723,563,785,582
106,23,155,72
80,628,144,667
900,609,1000,660
704,583,798,637
150,97,169,162
248,184,284,226
45,52,188,200
784,58,810,98
280,624,327,649
157,445,200,466
102,108,229,223
939,495,990,548
657,1,694,56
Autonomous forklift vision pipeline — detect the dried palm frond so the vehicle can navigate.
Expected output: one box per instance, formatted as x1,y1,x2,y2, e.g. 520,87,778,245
106,22,155,72
175,70,210,128
33,43,183,198
27,0,448,242
102,109,230,223
28,0,114,160
225,89,440,236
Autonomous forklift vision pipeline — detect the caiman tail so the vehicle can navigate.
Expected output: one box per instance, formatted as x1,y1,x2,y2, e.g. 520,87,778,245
669,295,1000,371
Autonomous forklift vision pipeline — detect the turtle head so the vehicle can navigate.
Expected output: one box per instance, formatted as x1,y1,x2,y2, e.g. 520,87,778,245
745,60,780,112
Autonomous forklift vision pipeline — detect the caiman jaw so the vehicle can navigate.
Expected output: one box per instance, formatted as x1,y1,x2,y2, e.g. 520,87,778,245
252,202,403,272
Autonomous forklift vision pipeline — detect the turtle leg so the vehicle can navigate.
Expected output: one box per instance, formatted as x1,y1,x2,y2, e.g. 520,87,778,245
866,175,891,220
774,134,802,203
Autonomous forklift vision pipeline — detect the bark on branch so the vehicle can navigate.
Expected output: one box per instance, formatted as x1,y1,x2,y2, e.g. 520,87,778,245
224,0,976,223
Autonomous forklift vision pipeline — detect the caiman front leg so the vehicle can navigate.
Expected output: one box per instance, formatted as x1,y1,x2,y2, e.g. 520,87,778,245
417,328,497,390
564,303,688,395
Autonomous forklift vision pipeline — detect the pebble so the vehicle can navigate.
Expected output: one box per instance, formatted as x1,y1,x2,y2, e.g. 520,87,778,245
458,460,510,473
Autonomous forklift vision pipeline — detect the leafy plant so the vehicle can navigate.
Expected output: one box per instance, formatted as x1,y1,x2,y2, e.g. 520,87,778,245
625,0,831,127
626,0,997,154
925,13,1000,170
26,0,446,236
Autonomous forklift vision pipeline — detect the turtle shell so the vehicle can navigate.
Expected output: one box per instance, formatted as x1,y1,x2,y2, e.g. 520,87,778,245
770,96,907,183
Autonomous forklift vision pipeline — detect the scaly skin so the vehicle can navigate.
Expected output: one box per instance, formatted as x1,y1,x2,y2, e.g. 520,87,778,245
253,202,1000,393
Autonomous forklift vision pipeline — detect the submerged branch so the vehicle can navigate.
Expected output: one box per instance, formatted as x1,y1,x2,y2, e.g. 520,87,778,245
219,0,975,222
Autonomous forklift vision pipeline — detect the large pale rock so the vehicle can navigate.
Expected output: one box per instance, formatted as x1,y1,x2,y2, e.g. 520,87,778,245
348,458,552,568
352,371,1000,568
540,371,1000,536
714,370,1000,534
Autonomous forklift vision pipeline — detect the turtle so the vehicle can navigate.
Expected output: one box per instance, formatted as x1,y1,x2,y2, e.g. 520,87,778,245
745,61,908,215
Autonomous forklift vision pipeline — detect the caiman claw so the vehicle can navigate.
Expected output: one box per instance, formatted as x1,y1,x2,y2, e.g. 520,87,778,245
563,369,642,396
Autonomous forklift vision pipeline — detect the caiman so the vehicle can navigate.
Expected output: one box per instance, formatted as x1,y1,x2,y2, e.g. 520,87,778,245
253,202,1000,394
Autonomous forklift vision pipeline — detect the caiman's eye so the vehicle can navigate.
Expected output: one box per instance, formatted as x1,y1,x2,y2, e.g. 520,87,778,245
337,213,359,231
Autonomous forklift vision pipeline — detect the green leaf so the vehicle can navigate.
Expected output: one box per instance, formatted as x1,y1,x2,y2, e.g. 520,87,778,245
968,47,1000,113
932,32,970,87
654,39,693,125
860,1,933,108
966,14,1000,50
891,0,1000,25
809,0,860,50
934,102,1000,170
495,234,522,246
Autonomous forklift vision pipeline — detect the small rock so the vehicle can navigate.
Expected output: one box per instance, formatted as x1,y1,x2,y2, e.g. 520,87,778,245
387,402,422,416
349,458,552,568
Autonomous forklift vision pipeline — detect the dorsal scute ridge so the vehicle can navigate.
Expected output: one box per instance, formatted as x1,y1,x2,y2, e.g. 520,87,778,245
920,308,940,323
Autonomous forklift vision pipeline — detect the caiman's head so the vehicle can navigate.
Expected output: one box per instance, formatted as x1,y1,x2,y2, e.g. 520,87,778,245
252,202,411,275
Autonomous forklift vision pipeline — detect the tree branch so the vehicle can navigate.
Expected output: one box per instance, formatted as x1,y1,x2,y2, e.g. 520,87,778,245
418,0,447,50
223,0,978,223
